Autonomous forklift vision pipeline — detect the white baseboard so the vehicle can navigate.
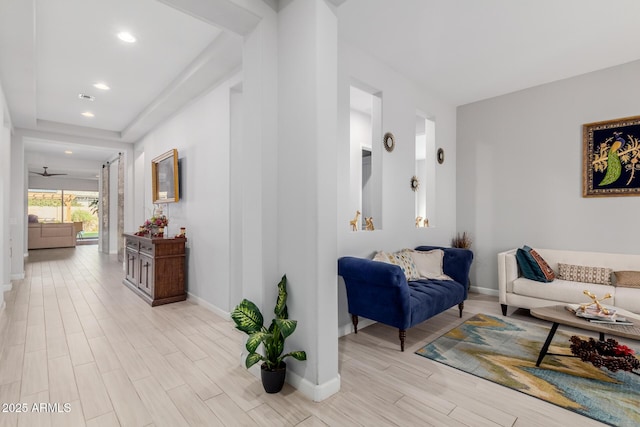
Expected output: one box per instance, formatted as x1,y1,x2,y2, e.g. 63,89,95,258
470,286,499,297
338,317,375,337
288,370,341,402
247,360,340,402
10,272,24,280
186,292,231,320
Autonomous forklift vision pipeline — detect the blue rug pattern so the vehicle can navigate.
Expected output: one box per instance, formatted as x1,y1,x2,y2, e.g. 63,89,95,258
416,313,640,426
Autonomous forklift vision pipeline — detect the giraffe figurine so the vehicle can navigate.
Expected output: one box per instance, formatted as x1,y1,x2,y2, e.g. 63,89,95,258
350,210,361,231
423,218,429,227
365,217,375,231
415,216,423,228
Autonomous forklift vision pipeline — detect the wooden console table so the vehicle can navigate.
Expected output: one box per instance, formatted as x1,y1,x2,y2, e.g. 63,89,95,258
123,233,187,306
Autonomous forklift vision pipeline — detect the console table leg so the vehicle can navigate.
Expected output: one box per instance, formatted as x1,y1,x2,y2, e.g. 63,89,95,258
536,322,559,367
599,332,605,341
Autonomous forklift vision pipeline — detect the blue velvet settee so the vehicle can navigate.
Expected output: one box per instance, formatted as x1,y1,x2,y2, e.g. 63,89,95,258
338,246,474,351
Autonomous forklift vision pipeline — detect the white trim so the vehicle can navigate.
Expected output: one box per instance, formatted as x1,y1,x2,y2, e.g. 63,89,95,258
470,286,499,297
287,370,341,402
338,317,376,337
186,292,230,320
247,363,341,402
10,272,24,280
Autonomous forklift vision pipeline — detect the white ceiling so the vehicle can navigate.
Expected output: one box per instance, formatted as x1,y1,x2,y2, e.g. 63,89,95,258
5,0,640,181
339,0,640,106
0,0,243,181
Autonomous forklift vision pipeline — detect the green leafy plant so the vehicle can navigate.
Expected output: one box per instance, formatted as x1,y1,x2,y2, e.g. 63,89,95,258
231,275,307,371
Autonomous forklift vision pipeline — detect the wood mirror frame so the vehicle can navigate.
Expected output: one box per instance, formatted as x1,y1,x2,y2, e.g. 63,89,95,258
152,149,180,203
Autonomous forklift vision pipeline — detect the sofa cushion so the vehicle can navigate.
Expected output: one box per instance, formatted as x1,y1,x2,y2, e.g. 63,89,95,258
513,277,615,303
408,279,465,326
386,250,420,281
516,248,550,282
613,271,640,288
524,246,555,281
406,249,452,281
613,286,640,312
558,263,612,286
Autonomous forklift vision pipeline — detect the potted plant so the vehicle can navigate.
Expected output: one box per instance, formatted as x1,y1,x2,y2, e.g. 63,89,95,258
231,275,307,393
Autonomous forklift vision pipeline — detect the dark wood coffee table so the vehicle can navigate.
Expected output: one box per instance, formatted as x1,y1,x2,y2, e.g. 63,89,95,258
530,305,640,367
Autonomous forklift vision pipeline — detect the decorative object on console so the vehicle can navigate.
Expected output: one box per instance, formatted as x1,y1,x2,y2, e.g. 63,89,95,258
383,132,395,152
349,210,361,231
176,227,186,238
410,175,419,191
364,217,375,231
230,275,307,394
583,115,640,197
152,149,180,203
415,216,423,228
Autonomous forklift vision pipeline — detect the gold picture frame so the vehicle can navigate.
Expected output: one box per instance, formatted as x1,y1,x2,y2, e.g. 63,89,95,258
583,115,640,197
152,149,180,203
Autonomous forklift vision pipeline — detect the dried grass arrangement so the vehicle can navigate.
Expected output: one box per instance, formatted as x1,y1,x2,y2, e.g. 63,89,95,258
451,232,472,249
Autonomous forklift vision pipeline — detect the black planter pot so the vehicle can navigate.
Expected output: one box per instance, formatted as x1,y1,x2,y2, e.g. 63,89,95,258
261,362,286,393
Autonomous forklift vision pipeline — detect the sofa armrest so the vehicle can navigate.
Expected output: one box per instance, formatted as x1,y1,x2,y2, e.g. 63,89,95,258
497,249,519,304
337,257,411,329
414,246,473,286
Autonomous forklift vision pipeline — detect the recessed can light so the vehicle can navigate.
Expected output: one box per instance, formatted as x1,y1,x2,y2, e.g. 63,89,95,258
78,93,95,101
117,32,136,43
64,150,73,154
93,83,110,90
81,112,95,118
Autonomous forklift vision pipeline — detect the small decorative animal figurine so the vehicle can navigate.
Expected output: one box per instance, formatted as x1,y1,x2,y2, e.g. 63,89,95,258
423,218,429,227
365,217,374,231
580,290,613,314
350,210,361,231
415,216,423,228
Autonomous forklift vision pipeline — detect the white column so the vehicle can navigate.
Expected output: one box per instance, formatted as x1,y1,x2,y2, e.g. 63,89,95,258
277,0,339,400
9,132,24,280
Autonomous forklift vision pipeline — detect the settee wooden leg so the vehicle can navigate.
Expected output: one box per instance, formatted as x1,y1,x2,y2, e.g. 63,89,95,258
501,304,508,316
351,314,358,334
458,302,464,318
399,329,406,352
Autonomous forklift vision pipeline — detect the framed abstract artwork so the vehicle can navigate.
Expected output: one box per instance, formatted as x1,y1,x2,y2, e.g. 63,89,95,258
583,115,640,197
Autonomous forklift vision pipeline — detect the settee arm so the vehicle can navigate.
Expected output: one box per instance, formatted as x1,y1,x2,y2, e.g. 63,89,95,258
497,249,519,305
414,246,473,287
337,257,411,329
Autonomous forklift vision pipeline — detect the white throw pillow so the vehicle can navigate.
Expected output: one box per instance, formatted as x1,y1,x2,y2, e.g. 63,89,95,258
407,249,452,280
372,251,390,263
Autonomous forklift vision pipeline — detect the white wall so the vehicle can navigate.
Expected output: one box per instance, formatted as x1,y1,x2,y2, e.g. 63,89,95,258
0,81,10,307
136,72,242,312
457,59,640,294
337,42,458,330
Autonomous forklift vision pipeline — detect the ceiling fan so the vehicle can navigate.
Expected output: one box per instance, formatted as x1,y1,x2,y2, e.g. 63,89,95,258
31,167,68,177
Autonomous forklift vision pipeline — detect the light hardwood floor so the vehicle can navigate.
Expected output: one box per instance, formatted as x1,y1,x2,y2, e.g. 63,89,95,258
0,246,609,426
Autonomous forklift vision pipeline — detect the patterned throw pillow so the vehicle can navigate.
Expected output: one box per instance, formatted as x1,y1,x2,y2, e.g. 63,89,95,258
613,271,640,288
516,248,551,283
386,250,420,281
558,263,612,286
523,246,555,281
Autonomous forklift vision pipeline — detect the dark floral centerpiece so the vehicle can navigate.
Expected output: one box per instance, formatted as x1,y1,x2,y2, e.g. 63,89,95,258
570,336,640,374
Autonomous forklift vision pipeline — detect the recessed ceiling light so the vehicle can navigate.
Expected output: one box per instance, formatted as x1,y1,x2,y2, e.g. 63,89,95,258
93,82,110,91
78,93,95,101
81,112,95,118
117,32,136,43
64,150,73,154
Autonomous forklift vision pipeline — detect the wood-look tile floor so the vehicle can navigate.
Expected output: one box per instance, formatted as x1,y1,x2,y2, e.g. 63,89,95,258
0,246,611,426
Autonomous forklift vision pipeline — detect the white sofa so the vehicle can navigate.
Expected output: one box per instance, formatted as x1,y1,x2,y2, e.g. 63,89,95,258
498,248,640,315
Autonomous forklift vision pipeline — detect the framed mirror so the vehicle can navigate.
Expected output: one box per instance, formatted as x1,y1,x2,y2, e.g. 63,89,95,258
383,132,395,152
152,149,180,203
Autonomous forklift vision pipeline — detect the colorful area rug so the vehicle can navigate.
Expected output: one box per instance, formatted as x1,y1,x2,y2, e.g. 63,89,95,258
416,313,640,427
